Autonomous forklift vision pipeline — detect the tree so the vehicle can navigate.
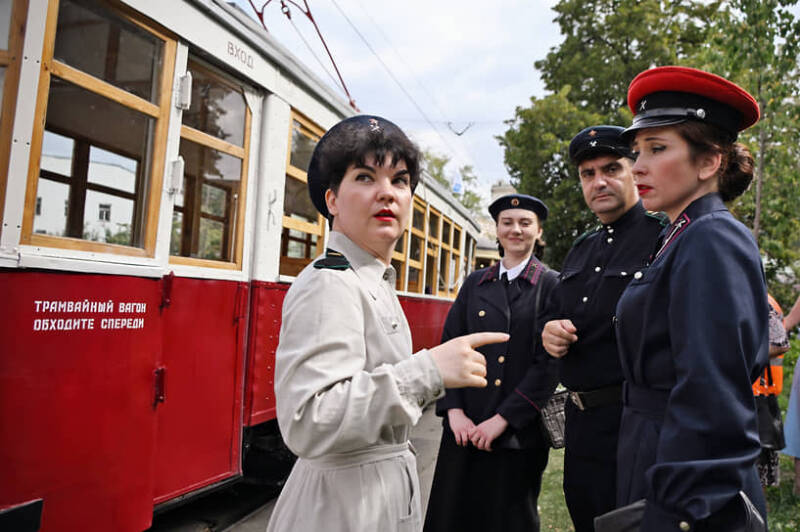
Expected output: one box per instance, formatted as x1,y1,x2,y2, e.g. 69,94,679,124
696,0,800,305
420,150,484,217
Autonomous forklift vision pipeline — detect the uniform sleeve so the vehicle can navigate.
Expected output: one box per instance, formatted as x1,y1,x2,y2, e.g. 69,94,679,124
275,270,444,459
497,269,560,429
641,219,768,531
433,273,474,417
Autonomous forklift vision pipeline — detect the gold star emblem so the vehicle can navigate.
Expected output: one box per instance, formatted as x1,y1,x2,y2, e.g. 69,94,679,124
511,198,520,206
588,129,597,137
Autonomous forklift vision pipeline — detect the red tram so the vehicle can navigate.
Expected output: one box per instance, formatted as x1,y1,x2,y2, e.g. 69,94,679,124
0,0,480,529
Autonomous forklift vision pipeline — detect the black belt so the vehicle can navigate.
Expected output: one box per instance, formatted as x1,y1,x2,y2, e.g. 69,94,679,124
622,382,669,418
568,384,622,411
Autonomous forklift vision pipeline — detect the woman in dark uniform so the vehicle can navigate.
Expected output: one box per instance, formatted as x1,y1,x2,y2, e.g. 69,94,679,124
612,67,769,531
424,194,559,532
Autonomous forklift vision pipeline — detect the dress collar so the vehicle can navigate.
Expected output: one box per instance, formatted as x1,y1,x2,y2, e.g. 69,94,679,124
327,231,393,295
478,254,546,286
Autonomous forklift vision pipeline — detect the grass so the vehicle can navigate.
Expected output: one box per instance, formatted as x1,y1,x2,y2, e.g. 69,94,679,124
537,441,800,531
539,448,574,531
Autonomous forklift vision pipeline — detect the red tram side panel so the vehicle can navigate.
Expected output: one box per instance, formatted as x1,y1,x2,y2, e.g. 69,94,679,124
0,271,162,532
399,296,453,352
153,277,249,504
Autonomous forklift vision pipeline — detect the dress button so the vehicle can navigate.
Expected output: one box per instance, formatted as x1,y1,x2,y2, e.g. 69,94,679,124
478,310,486,317
391,322,398,329
607,237,613,244
621,271,627,276
582,296,588,302
634,271,643,279
498,356,505,363
679,521,690,531
608,227,614,234
494,379,502,386
594,266,601,272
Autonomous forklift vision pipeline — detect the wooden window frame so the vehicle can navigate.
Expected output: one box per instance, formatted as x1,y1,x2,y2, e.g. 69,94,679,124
170,59,252,270
392,229,407,291
406,198,426,293
425,205,441,296
20,0,177,257
279,111,325,277
0,0,29,238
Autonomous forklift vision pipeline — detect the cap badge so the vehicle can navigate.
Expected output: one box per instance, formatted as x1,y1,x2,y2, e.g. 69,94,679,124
588,129,597,137
368,118,381,132
590,140,597,147
639,99,647,111
510,198,520,206
696,108,706,119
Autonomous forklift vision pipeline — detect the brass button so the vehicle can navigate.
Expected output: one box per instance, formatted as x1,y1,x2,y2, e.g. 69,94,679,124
494,379,502,386
582,296,588,302
634,271,643,279
594,266,601,272
621,271,627,276
478,310,486,317
679,521,690,532
498,356,505,363
607,237,614,244
608,227,614,234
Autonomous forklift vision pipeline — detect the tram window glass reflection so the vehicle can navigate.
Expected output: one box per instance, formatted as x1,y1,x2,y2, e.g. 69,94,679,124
280,113,325,277
22,0,174,255
392,230,407,291
0,0,12,50
53,0,163,103
171,59,251,267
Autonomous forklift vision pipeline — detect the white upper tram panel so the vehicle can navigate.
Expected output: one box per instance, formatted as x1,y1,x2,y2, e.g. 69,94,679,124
0,0,479,297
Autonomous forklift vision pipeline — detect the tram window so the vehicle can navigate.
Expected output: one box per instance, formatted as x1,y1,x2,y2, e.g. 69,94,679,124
0,0,11,50
428,210,440,240
171,59,251,268
172,138,243,262
438,251,449,294
409,234,422,263
407,266,421,294
280,112,325,277
182,66,246,147
412,202,425,231
0,66,5,108
53,0,163,103
425,256,436,295
392,230,407,291
21,0,174,255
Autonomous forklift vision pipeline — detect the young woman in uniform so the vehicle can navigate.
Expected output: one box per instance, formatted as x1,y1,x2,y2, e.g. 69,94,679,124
424,194,559,532
611,66,770,531
265,115,507,532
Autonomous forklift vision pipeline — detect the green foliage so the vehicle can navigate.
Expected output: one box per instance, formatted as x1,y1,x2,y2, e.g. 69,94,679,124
502,0,800,280
421,150,484,217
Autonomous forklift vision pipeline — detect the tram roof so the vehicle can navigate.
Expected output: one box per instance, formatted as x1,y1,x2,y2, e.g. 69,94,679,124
193,0,356,118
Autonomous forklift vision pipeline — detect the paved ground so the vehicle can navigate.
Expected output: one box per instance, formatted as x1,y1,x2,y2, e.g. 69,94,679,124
228,406,443,531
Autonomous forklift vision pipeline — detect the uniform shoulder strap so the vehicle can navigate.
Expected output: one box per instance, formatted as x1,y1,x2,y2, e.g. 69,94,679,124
645,210,670,227
572,225,601,247
313,248,350,270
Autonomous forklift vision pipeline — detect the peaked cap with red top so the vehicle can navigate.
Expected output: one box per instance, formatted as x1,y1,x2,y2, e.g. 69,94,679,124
624,66,760,141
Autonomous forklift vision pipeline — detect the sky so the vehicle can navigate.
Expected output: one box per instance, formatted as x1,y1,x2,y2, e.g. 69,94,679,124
230,0,563,203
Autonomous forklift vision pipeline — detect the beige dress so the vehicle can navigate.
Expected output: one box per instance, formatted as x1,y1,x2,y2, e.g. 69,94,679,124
266,231,445,532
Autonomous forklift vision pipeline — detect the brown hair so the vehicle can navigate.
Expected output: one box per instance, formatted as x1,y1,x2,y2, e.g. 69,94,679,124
672,121,755,202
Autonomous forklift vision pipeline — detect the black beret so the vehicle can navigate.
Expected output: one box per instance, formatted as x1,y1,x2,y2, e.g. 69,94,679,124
568,125,632,164
307,115,414,219
488,194,548,222
625,66,759,141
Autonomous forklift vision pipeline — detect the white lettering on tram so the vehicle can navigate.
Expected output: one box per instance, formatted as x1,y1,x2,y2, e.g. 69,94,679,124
227,41,254,69
32,299,147,332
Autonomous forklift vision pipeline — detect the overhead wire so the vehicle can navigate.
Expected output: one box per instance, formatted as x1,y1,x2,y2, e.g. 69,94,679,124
329,0,477,173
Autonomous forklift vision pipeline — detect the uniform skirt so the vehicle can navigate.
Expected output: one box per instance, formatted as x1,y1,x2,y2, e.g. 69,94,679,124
266,442,421,532
423,432,549,532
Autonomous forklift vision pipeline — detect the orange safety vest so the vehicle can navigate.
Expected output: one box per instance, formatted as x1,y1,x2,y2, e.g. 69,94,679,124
752,294,784,396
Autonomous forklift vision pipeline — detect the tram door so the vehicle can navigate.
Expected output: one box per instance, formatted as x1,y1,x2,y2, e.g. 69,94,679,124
151,58,256,503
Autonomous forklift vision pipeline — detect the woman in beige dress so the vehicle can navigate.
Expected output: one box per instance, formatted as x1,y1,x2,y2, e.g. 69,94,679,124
266,115,506,532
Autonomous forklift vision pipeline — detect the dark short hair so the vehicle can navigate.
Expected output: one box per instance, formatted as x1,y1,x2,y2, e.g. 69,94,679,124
307,116,420,219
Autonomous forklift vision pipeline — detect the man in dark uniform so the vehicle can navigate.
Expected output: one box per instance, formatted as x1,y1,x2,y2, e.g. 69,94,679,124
541,126,667,532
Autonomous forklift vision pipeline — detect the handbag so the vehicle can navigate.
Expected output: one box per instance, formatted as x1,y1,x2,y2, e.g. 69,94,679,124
539,388,567,449
755,368,785,450
594,491,765,532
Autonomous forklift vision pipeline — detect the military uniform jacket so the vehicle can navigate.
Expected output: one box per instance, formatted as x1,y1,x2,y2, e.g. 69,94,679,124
615,193,769,531
267,231,445,532
547,200,667,392
435,254,559,448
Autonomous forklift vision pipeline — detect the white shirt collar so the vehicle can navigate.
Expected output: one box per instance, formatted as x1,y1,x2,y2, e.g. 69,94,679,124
499,256,530,281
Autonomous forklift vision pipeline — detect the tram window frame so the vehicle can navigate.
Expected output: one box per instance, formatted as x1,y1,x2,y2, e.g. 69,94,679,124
19,0,177,257
438,216,452,297
169,58,252,270
0,0,28,238
406,198,426,294
280,111,326,278
425,205,441,296
391,229,408,291
449,221,463,297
